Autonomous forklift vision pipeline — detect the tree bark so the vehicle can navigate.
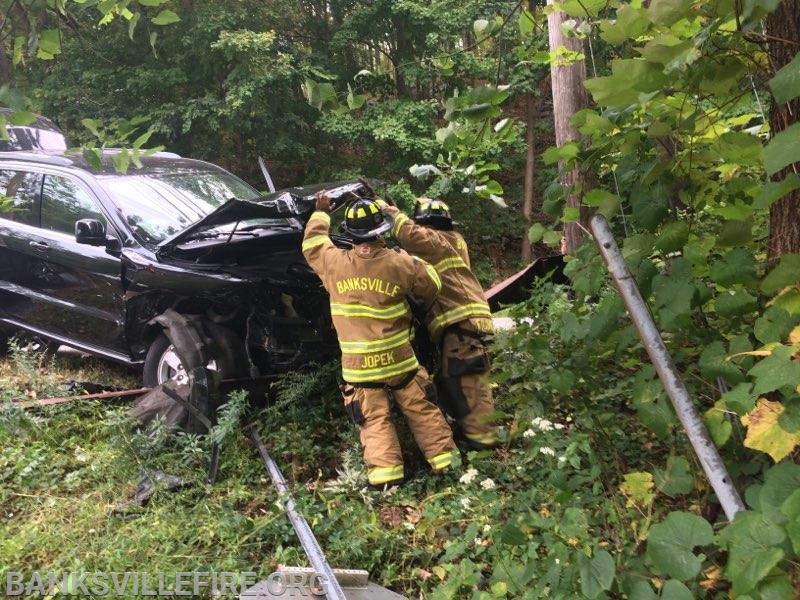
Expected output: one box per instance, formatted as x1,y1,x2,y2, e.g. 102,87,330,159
547,0,589,254
765,0,800,259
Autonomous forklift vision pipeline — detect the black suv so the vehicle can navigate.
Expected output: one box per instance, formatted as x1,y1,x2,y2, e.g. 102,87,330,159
0,149,363,386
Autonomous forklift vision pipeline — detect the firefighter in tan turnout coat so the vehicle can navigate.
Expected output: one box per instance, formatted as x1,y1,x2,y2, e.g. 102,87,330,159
302,192,458,487
378,198,499,449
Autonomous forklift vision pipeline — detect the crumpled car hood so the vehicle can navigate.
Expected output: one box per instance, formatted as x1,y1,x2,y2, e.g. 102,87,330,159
156,179,373,258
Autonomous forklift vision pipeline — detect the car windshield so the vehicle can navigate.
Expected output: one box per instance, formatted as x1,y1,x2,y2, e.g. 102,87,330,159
98,168,260,244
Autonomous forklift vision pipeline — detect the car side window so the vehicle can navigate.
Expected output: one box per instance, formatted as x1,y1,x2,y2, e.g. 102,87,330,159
0,169,43,226
41,175,106,234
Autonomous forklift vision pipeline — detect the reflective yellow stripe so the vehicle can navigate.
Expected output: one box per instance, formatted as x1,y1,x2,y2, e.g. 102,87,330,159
414,257,441,291
464,430,499,445
342,356,419,383
392,212,410,237
309,211,330,224
368,465,404,485
339,330,410,354
433,256,468,274
331,301,409,320
428,450,458,470
429,303,492,334
301,234,330,252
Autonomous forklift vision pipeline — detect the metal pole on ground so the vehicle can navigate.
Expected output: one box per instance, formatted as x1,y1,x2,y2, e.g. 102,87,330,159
590,214,745,520
247,424,348,600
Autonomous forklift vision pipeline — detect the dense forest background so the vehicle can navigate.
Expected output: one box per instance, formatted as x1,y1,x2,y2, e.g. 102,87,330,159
2,1,800,598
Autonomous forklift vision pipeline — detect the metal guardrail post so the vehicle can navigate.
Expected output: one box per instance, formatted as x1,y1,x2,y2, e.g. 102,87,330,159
590,214,745,520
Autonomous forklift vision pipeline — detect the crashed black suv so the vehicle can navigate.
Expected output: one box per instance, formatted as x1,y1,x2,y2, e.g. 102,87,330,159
0,149,362,386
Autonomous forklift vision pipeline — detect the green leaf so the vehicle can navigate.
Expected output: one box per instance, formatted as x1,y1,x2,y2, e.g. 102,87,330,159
748,345,800,396
599,4,650,45
722,383,757,415
518,9,535,37
647,0,694,26
654,221,689,254
578,549,615,599
754,307,797,344
542,142,579,165
36,29,61,59
528,223,547,244
626,580,657,600
583,189,619,218
718,511,785,595
698,341,743,383
710,248,758,287
620,471,655,508
630,183,669,230
81,118,102,140
654,457,694,496
754,174,800,209
764,122,800,176
710,131,763,164
132,130,153,149
8,111,36,126
151,10,180,25
660,580,693,600
139,0,168,5
704,400,733,447
781,489,800,554
769,50,800,105
759,462,800,524
761,253,800,294
646,511,713,580
715,219,752,247
128,12,140,39
111,149,130,174
715,290,758,318
500,523,527,546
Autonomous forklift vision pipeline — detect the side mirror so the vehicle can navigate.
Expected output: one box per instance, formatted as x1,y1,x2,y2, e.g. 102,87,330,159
75,219,107,246
105,235,122,255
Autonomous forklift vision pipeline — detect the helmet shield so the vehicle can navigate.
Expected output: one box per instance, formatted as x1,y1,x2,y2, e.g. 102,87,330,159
340,198,392,240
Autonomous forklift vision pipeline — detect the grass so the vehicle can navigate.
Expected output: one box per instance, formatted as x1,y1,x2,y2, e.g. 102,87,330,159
0,332,712,599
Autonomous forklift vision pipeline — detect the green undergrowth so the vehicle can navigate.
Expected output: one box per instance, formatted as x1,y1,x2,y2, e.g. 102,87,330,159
1,294,798,599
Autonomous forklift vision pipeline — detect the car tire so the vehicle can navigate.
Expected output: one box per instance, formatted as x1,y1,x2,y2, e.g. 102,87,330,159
142,323,249,388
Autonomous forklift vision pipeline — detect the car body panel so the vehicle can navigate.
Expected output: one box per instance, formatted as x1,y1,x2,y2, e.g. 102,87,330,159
0,148,360,376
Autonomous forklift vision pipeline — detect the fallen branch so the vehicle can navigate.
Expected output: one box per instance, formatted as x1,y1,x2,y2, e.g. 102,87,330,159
12,387,151,409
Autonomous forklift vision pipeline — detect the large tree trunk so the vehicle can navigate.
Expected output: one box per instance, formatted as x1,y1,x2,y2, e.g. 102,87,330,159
765,0,800,259
547,0,589,254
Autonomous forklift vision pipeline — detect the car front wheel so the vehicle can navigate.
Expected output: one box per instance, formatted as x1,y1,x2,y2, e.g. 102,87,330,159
142,324,249,388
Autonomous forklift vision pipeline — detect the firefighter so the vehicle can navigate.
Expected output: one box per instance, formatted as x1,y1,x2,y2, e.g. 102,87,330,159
302,192,458,488
377,197,499,450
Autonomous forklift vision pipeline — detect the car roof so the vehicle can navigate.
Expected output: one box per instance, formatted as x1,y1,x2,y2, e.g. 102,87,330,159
0,149,227,176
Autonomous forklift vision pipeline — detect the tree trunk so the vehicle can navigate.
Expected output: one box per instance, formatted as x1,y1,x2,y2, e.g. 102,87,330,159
765,0,800,259
521,92,536,262
547,0,589,254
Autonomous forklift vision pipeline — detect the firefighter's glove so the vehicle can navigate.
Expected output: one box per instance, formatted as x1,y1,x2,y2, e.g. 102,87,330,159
315,191,334,213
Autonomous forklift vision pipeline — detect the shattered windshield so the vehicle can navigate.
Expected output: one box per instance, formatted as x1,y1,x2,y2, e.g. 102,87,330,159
98,169,260,244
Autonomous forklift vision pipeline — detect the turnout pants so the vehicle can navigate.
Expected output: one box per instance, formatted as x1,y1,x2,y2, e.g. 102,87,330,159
437,323,498,448
341,367,457,486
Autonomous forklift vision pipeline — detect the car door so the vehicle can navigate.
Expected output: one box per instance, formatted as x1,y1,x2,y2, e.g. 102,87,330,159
0,168,46,327
19,172,128,354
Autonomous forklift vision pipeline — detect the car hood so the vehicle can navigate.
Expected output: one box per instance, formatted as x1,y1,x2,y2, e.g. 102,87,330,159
156,179,373,258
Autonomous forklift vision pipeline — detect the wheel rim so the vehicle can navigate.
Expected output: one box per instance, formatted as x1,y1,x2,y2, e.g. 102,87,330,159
156,344,218,385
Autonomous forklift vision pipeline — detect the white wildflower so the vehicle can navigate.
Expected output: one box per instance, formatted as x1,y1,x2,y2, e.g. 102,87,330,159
539,447,556,456
473,538,483,546
557,455,567,465
555,558,560,565
523,428,536,438
459,468,478,484
531,416,554,431
483,524,491,533
553,423,566,430
460,497,471,509
480,478,496,490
